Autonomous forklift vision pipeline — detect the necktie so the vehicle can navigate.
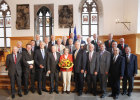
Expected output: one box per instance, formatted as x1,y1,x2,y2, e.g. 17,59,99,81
122,45,124,49
113,56,116,63
32,47,34,52
14,55,17,64
74,50,78,59
126,54,130,63
109,41,111,48
53,53,56,61
41,50,44,59
89,52,92,62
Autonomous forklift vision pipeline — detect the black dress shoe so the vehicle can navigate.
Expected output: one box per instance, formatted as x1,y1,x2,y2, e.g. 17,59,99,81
100,94,106,98
18,93,22,97
11,94,15,99
122,92,127,95
127,92,131,97
78,92,82,96
38,91,42,95
49,90,53,94
93,92,97,96
31,89,35,93
114,95,119,99
55,90,59,94
67,91,70,94
108,94,114,97
24,90,28,95
42,89,48,92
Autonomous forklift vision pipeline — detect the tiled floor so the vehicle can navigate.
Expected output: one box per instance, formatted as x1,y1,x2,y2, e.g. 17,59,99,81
0,89,140,100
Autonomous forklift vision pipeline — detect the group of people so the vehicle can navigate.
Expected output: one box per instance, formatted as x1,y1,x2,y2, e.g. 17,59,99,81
6,33,138,99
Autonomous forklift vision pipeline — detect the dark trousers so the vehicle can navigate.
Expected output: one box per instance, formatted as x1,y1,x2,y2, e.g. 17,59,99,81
99,73,108,94
37,69,47,91
50,72,59,91
74,73,84,93
110,77,120,96
87,74,97,93
9,72,22,95
24,69,35,91
122,76,134,93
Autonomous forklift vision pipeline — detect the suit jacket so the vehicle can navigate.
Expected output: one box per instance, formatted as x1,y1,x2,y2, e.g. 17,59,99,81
73,49,87,73
22,51,35,73
123,54,138,77
104,40,115,51
66,45,75,54
86,52,99,74
47,52,60,73
91,40,99,52
108,48,122,55
98,50,111,74
117,44,128,54
34,49,47,70
109,55,125,79
55,44,65,55
6,53,22,76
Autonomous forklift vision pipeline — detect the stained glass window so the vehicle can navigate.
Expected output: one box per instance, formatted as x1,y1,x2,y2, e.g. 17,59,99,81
81,0,98,42
0,0,11,48
36,6,53,41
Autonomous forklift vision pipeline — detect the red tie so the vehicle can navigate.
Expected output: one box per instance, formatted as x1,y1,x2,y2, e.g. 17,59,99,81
14,55,17,64
109,41,111,48
122,45,124,49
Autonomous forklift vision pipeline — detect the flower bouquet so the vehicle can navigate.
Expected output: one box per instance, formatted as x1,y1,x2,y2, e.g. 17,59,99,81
58,59,74,69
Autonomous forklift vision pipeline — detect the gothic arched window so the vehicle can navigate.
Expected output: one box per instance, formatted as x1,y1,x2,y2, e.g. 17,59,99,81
0,0,11,48
81,0,99,41
36,6,53,41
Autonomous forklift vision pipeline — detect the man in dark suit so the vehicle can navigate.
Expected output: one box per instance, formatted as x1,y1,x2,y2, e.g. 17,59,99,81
109,47,125,99
108,41,122,55
122,46,138,97
104,33,115,51
34,41,48,95
73,41,87,96
22,44,35,95
85,44,99,96
117,38,128,54
6,46,22,99
91,34,99,52
35,34,41,50
66,38,75,54
47,46,60,94
98,43,111,98
48,35,57,51
17,41,26,86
